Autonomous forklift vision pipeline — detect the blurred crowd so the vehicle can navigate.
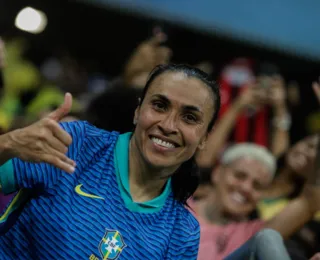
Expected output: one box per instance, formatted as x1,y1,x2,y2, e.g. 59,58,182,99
0,26,320,260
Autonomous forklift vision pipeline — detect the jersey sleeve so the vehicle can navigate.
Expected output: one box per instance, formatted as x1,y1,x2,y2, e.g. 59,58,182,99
166,211,201,260
0,160,15,194
4,121,86,193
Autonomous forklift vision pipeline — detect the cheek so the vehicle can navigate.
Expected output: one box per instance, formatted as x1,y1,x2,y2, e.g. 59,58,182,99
137,108,157,129
217,176,233,194
183,126,207,147
251,192,263,204
224,175,238,187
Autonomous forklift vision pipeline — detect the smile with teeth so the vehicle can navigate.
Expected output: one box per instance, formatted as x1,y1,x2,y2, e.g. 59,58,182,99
230,192,247,204
151,137,176,148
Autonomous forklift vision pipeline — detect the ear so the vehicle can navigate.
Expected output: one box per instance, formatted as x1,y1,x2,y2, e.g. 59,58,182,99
212,165,222,185
133,106,140,125
197,133,208,150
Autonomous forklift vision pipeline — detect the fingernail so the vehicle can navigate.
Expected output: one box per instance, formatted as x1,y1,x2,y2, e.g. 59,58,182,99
69,166,75,173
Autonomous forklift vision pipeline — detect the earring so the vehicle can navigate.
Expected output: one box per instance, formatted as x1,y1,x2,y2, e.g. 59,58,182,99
133,120,137,125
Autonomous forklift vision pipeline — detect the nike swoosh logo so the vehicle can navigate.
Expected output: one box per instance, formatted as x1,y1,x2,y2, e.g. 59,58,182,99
75,184,104,200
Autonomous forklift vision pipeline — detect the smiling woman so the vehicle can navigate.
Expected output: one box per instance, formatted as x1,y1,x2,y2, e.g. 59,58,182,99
0,64,220,259
131,64,220,204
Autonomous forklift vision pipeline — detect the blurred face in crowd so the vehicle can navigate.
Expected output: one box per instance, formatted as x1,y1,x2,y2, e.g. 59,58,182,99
132,71,215,174
286,135,318,178
213,157,273,219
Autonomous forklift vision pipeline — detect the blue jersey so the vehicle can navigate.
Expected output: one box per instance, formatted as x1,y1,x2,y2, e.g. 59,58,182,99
0,121,200,260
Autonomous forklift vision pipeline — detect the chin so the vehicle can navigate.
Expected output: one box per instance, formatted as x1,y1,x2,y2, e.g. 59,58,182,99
143,150,180,170
146,155,176,169
224,204,251,219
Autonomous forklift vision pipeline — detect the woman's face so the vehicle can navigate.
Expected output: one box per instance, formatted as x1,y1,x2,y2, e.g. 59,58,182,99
132,71,215,173
286,135,318,178
214,157,272,219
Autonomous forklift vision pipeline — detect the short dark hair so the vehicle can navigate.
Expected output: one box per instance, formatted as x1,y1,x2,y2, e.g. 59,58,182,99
140,64,221,205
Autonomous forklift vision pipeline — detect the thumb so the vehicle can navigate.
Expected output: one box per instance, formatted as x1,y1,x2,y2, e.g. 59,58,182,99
47,93,73,121
147,31,167,46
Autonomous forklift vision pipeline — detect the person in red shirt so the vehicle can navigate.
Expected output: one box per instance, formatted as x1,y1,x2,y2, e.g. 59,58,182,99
197,58,290,168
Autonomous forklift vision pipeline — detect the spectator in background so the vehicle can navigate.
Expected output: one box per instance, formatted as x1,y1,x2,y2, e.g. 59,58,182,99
256,97,320,258
191,124,320,260
197,60,290,168
259,135,318,220
123,29,172,89
0,38,41,132
85,30,172,133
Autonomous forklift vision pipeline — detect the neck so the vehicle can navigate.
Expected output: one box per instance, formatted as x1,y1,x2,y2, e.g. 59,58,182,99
262,167,295,199
200,190,248,225
128,136,177,202
199,191,229,225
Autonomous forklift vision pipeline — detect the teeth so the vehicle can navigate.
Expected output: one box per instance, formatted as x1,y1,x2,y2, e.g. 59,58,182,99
231,192,246,204
151,137,175,148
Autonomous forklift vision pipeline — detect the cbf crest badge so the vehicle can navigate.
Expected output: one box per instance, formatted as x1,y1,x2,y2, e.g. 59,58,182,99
99,229,127,260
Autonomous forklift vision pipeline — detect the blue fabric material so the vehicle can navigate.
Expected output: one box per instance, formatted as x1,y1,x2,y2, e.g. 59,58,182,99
0,121,200,259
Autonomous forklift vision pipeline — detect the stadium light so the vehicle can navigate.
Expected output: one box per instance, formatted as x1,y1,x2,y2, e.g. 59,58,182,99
15,7,47,34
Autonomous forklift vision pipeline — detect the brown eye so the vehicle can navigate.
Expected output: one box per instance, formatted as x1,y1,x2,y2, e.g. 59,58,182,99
152,101,167,112
253,182,266,191
233,171,246,180
183,114,197,124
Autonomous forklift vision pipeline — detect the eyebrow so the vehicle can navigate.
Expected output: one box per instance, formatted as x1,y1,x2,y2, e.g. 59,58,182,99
151,94,203,113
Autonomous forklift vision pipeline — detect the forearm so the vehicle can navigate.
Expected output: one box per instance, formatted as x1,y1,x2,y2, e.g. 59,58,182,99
264,196,314,239
197,100,244,167
0,131,15,166
270,105,290,157
123,54,147,85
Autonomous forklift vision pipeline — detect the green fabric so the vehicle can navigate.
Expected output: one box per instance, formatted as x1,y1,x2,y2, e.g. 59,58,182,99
114,132,172,213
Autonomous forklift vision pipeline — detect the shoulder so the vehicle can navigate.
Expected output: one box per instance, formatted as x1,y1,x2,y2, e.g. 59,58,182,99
60,121,119,143
239,219,265,230
166,203,200,257
173,203,200,236
59,121,120,162
227,219,264,239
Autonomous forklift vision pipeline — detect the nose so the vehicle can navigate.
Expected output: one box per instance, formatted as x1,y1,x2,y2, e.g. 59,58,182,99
158,112,178,135
239,180,254,195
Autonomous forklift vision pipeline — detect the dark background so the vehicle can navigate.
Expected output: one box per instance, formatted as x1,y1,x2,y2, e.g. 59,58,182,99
0,0,319,138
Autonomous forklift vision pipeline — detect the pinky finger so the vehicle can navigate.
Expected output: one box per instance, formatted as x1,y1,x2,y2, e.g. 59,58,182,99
56,153,76,167
48,147,77,169
41,154,75,174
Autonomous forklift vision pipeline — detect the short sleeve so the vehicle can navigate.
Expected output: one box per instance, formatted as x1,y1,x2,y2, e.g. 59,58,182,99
166,212,200,260
0,160,15,194
13,121,86,191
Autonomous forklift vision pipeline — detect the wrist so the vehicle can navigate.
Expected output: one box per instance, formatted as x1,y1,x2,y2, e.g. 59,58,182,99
273,103,287,115
0,131,17,162
272,112,291,131
301,186,320,215
234,98,248,111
